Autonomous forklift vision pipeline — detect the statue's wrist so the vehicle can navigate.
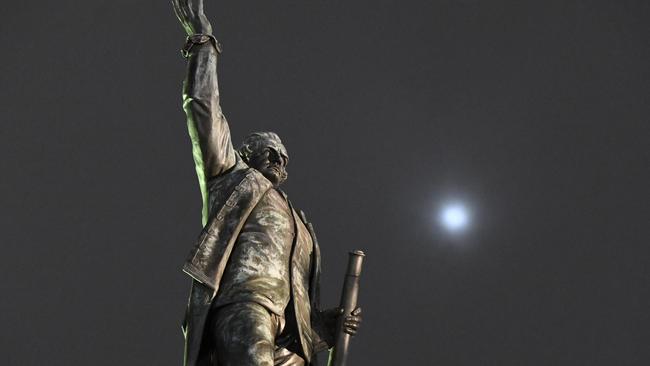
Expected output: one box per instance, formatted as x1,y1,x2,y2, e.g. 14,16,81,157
181,34,222,58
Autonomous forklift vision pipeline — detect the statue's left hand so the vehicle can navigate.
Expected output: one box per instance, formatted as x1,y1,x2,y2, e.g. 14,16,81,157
172,0,213,36
321,306,363,338
342,307,362,336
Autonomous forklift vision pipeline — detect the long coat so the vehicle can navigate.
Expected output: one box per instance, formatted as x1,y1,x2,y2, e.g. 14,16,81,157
181,160,324,366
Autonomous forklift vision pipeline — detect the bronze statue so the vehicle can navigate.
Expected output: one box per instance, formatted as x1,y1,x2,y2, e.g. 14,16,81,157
172,1,362,365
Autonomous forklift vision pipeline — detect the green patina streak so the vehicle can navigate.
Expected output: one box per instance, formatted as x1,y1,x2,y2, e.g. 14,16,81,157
184,96,209,226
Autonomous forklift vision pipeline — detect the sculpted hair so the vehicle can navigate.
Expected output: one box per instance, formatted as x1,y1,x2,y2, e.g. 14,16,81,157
238,132,288,163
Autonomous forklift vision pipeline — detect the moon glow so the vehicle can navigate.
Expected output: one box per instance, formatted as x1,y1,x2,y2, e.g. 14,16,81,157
439,203,470,232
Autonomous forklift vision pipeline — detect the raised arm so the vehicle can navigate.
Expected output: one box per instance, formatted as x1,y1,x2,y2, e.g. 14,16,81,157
174,0,237,222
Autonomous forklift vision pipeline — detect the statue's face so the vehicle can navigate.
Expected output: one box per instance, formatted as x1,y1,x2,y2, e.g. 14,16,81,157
248,145,289,186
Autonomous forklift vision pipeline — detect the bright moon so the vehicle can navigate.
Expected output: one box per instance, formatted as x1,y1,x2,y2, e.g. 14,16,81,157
439,203,470,232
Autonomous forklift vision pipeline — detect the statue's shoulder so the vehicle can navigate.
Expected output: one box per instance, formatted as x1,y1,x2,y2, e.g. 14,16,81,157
203,157,271,214
207,156,251,189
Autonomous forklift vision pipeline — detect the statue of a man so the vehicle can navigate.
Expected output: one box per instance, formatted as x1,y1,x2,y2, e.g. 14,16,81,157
172,1,362,365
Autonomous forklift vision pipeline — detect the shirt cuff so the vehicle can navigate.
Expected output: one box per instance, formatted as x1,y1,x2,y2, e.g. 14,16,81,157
181,34,222,58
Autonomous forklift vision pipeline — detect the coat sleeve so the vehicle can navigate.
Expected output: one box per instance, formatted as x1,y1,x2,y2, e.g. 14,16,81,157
182,41,237,223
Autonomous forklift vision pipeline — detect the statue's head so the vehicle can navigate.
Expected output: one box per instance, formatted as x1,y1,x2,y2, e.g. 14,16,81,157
238,132,289,187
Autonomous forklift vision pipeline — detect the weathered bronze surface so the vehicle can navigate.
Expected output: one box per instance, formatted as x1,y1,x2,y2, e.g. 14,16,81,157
172,1,362,365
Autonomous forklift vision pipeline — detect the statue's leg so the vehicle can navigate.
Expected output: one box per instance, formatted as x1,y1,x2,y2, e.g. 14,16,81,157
212,302,278,366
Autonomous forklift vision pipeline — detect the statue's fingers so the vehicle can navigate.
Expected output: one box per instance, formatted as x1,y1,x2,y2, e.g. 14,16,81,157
344,321,359,330
176,0,191,21
345,317,359,323
187,0,202,16
175,1,191,26
344,322,360,331
351,307,362,316
346,315,362,323
172,0,192,33
179,0,192,17
172,0,182,19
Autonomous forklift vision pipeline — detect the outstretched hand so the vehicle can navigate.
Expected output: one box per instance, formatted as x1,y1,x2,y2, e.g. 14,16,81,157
172,0,213,36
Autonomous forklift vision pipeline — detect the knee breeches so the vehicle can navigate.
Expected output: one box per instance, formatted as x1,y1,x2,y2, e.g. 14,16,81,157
203,302,305,366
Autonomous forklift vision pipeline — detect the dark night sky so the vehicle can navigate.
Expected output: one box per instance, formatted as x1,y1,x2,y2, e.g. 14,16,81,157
1,1,649,365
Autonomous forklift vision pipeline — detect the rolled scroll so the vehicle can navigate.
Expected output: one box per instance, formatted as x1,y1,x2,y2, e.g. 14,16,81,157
328,250,365,366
